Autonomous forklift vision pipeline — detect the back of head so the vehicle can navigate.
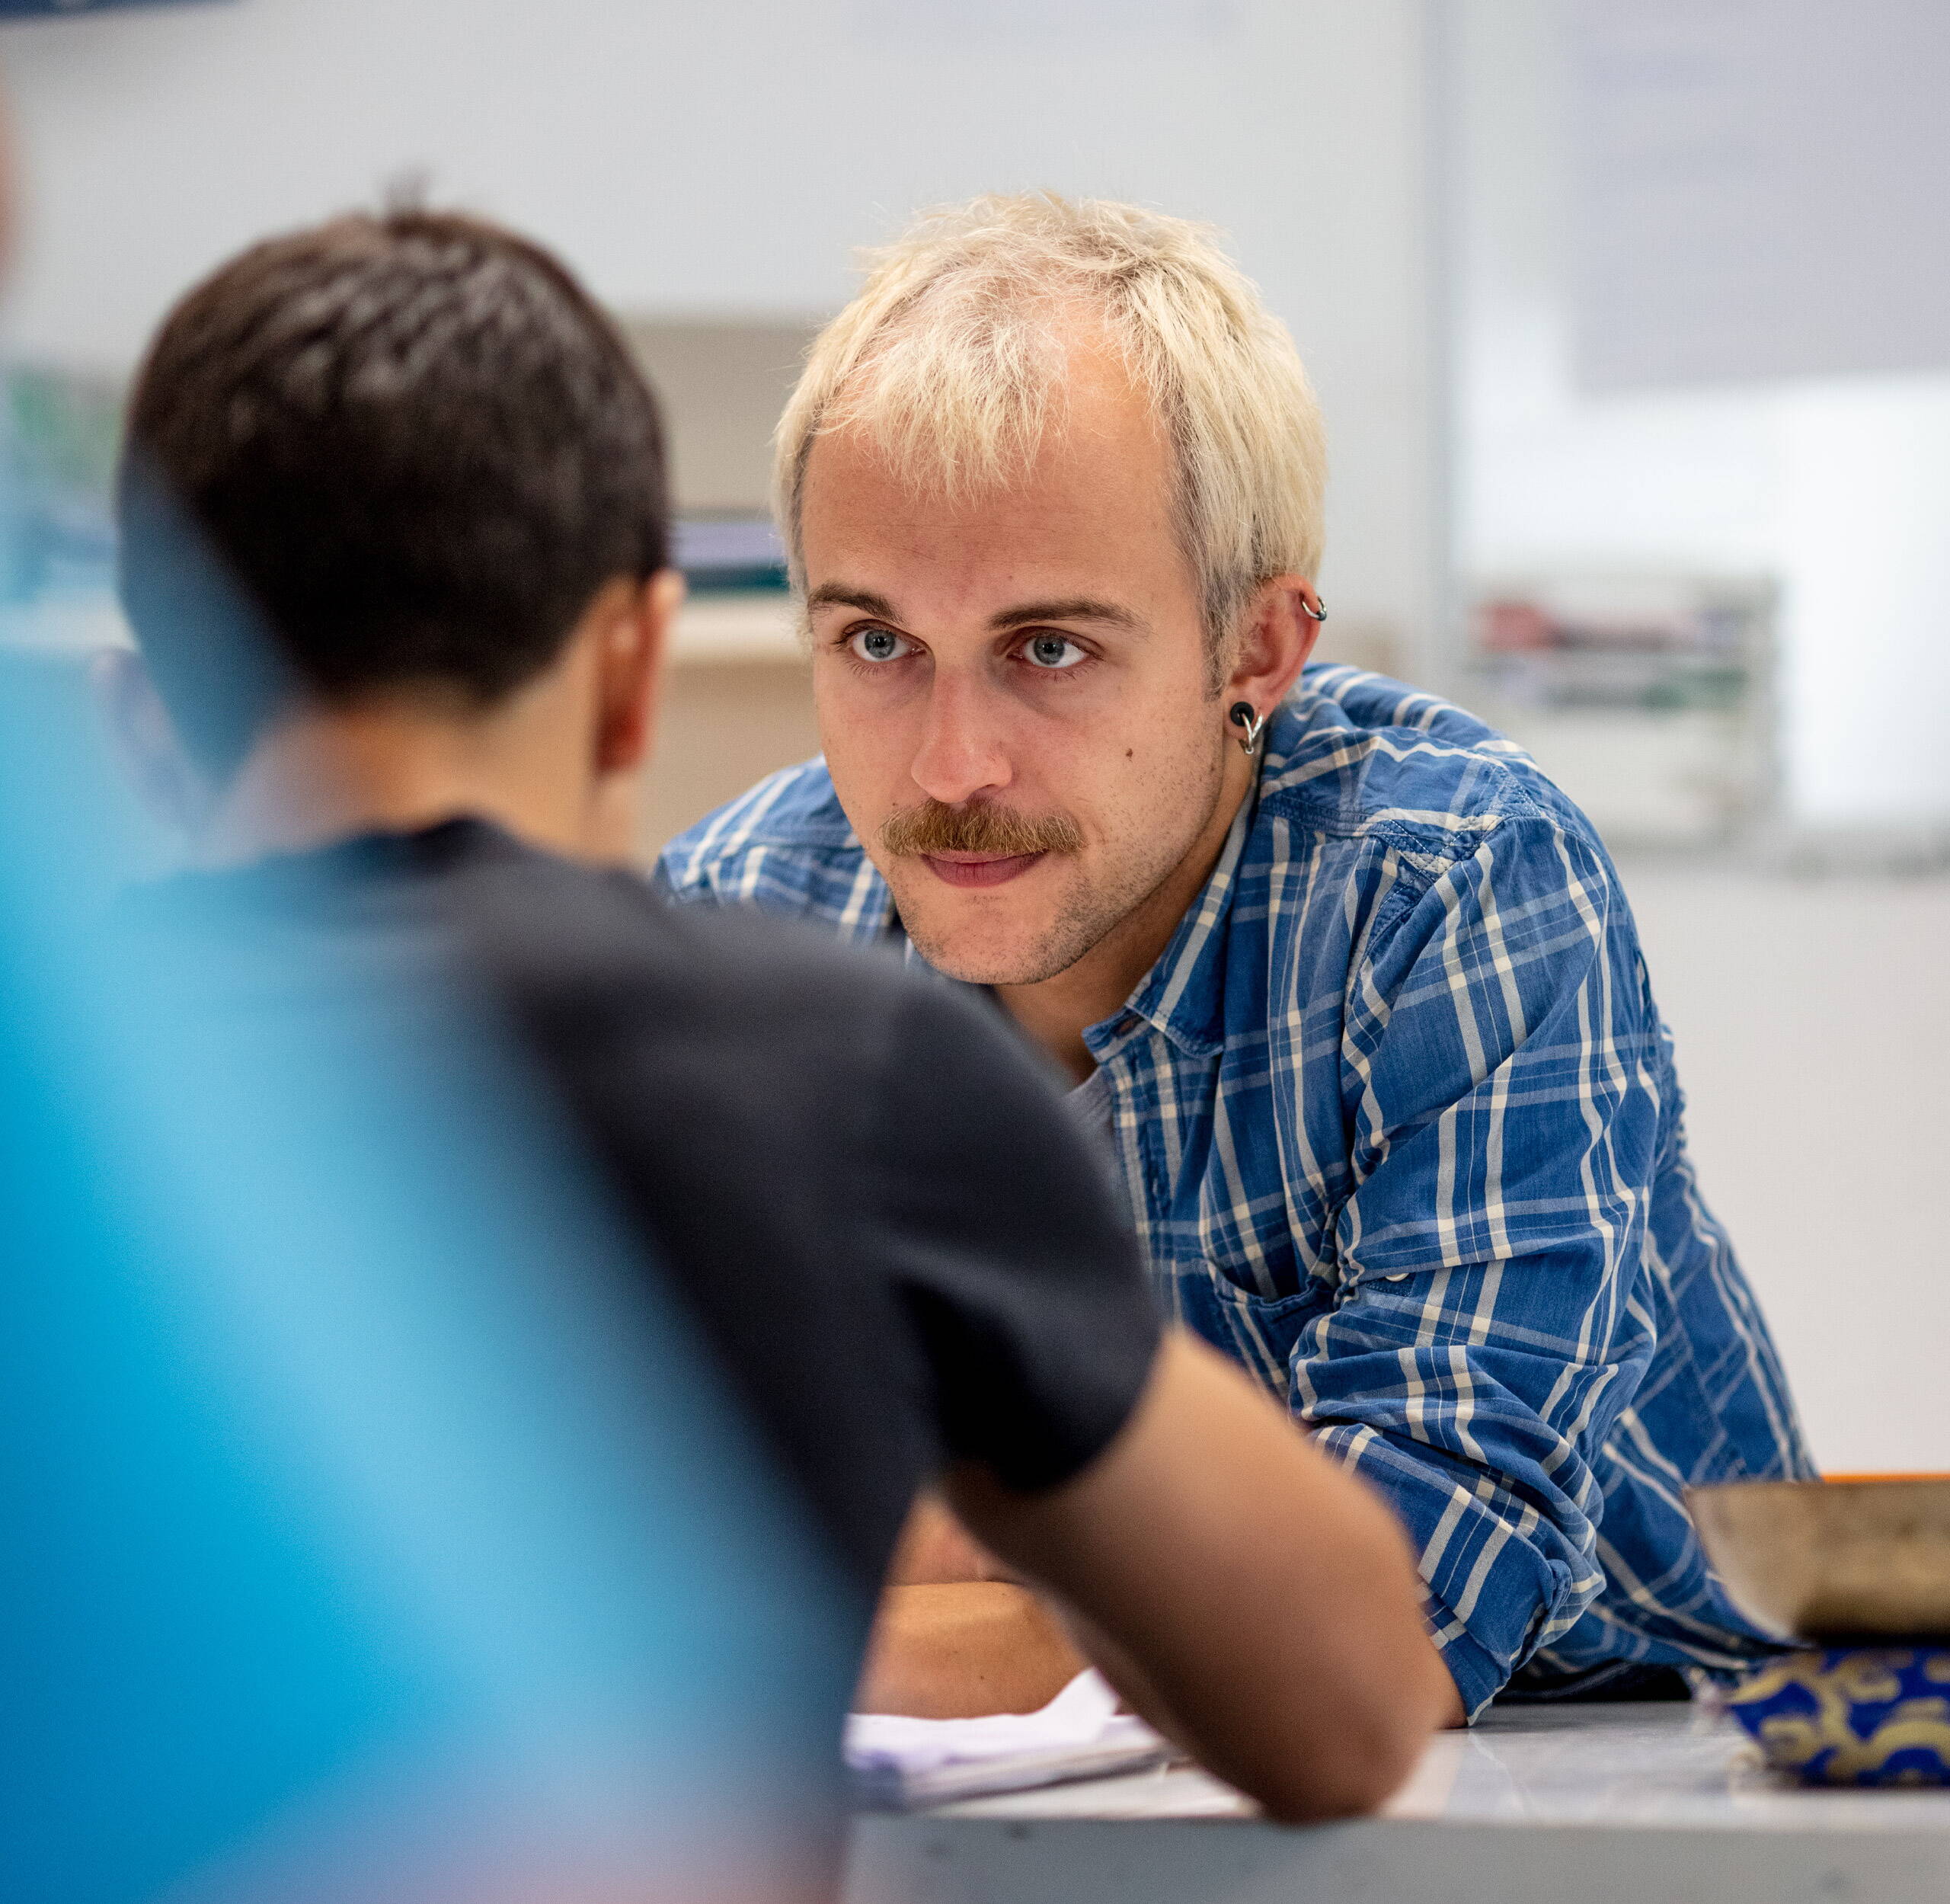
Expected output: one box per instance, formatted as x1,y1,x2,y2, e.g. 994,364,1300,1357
775,193,1326,658
120,210,669,773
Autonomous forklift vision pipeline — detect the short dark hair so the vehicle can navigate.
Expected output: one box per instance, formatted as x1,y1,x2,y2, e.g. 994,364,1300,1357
119,210,669,770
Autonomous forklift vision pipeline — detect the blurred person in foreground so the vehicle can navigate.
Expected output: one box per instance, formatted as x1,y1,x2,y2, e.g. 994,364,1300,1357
101,206,1452,1842
660,193,1815,1726
0,82,810,1904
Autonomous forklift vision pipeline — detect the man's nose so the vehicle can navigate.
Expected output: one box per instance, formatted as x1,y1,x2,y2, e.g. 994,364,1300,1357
908,671,1013,808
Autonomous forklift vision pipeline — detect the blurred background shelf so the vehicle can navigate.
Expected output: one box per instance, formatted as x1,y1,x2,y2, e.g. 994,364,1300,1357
668,590,801,667
626,318,819,848
1462,575,1775,850
646,591,816,851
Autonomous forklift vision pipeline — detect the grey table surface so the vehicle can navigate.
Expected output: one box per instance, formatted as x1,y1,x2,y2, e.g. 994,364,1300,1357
843,1703,1950,1903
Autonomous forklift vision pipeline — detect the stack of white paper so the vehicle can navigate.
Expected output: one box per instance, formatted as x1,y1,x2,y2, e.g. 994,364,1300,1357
846,1669,1168,1810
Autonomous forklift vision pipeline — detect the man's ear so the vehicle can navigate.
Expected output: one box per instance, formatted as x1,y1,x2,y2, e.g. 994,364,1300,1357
1225,575,1323,717
583,568,684,864
91,647,213,840
593,567,685,779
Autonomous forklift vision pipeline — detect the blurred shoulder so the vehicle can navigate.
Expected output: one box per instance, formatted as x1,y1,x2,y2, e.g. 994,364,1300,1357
452,821,922,1055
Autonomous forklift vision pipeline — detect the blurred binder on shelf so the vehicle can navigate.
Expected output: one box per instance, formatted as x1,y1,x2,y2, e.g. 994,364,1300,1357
1465,574,1776,850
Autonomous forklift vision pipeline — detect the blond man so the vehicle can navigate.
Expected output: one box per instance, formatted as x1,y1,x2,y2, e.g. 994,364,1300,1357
660,194,1811,1723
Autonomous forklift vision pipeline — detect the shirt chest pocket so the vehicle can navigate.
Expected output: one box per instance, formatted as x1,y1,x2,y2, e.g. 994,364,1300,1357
1159,1257,1326,1403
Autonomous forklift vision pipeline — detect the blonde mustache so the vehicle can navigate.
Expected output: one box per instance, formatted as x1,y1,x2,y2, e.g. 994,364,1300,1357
880,799,1083,859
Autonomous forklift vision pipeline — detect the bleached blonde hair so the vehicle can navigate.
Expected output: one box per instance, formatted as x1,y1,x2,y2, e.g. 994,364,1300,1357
774,192,1327,669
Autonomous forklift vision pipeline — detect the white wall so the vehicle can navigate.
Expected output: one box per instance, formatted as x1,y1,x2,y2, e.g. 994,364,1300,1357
1776,381,1950,829
1450,0,1950,834
1450,2,1950,1474
1626,860,1950,1475
0,0,1440,662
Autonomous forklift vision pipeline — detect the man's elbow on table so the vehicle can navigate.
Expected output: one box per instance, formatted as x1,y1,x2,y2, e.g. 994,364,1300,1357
951,1330,1453,1821
1245,1659,1449,1824
1143,1497,1457,1824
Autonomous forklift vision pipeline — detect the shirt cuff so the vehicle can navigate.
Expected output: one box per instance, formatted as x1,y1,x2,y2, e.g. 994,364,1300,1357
1428,1605,1514,1723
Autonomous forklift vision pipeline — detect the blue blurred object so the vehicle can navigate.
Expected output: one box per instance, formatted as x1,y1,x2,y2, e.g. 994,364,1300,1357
0,367,123,655
1726,1646,1950,1786
673,514,788,593
0,559,852,1897
0,2,224,16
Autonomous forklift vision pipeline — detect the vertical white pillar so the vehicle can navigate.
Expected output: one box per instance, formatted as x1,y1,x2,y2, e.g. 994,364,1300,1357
1776,379,1950,829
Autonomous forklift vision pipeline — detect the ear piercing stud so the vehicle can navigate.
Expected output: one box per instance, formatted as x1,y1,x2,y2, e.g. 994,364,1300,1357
1227,589,1321,757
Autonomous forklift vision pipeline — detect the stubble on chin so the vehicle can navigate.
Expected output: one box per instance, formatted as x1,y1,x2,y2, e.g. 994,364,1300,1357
891,843,1181,987
874,739,1232,987
897,878,1105,987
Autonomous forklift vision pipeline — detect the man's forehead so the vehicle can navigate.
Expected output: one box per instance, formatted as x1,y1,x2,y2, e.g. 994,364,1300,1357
805,580,1146,635
798,402,1186,628
801,346,1173,530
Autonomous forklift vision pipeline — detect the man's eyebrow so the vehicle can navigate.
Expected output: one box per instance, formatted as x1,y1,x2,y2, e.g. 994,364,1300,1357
805,584,900,619
988,597,1145,633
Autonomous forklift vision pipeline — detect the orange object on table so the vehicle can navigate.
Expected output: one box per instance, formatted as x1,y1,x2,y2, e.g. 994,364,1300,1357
1822,1472,1950,1484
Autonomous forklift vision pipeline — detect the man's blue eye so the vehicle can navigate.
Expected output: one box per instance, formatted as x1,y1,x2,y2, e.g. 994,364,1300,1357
1026,635,1083,669
854,629,903,662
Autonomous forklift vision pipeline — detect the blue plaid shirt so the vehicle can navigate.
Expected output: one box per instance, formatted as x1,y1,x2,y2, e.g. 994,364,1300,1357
657,665,1812,1717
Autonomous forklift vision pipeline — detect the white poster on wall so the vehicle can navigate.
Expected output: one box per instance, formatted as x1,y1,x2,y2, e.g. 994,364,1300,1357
854,0,1235,46
1568,0,1950,391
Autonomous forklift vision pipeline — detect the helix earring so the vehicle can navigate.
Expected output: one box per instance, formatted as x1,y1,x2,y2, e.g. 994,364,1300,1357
1229,701,1266,757
1300,587,1328,623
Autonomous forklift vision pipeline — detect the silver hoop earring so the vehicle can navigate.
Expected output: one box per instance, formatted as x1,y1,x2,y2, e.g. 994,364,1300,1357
1303,591,1328,623
1229,700,1266,757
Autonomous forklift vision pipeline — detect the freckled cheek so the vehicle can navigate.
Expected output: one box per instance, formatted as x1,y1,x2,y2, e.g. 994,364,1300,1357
1017,738,1146,850
1099,728,1213,834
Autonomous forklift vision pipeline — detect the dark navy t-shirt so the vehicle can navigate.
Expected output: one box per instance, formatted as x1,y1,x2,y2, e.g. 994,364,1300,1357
148,817,1161,1593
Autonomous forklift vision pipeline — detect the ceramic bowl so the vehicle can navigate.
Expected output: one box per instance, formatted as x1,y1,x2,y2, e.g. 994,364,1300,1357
1687,1475,1950,1640
1725,1644,1950,1786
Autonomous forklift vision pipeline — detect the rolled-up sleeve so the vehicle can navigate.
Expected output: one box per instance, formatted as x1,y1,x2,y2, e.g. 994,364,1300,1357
1293,817,1664,1718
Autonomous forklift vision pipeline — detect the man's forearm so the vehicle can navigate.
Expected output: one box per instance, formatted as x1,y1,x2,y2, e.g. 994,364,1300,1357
949,1334,1453,1819
852,1581,1086,1718
885,1490,1016,1586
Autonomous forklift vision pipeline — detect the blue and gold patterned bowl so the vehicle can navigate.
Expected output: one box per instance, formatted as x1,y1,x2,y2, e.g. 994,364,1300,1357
1690,1478,1950,1786
1726,1645,1950,1787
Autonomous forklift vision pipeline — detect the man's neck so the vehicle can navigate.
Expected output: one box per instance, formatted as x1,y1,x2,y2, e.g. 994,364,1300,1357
193,700,593,869
994,763,1251,1084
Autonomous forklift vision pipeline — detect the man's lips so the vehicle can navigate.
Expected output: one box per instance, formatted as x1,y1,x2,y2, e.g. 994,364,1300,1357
919,851,1047,889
